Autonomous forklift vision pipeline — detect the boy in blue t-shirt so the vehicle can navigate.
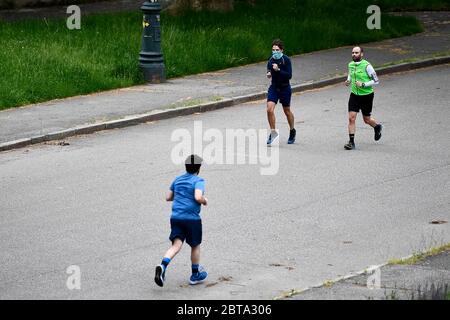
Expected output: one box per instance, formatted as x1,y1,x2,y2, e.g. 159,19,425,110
154,154,208,287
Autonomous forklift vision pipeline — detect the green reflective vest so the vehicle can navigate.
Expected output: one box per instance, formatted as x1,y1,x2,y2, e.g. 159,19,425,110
348,59,374,95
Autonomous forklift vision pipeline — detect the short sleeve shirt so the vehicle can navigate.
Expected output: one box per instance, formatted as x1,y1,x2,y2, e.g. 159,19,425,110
170,173,205,220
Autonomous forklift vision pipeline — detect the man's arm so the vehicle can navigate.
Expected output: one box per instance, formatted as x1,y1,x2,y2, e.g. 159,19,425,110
345,73,351,86
166,190,174,201
363,64,379,87
277,58,292,80
194,189,207,206
267,59,272,78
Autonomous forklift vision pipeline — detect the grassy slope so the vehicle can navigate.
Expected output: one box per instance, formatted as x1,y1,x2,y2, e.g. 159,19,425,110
1,0,445,109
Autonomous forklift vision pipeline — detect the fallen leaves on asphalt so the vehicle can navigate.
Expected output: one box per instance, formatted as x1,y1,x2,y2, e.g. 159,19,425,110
430,220,447,224
44,140,70,146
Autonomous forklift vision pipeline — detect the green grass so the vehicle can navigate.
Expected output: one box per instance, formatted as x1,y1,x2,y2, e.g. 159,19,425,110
0,12,143,109
0,0,438,110
388,243,450,265
161,0,425,76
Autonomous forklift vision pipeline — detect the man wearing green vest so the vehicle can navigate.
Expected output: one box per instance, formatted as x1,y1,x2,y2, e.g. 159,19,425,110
344,46,382,150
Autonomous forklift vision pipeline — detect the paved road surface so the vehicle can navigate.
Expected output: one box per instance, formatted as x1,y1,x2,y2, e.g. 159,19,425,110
0,66,449,299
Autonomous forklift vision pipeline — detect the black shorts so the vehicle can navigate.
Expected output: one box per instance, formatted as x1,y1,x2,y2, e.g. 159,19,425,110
348,92,374,116
267,85,292,107
169,219,202,247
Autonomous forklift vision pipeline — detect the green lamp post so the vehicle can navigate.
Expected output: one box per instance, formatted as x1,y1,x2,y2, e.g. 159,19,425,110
139,0,166,83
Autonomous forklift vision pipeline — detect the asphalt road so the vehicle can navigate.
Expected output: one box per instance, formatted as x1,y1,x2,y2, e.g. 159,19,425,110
1,65,449,299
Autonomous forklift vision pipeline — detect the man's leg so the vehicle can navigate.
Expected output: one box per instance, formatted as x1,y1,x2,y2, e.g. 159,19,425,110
266,101,279,145
361,93,382,141
363,115,378,128
283,106,296,144
345,111,358,150
363,115,383,141
283,106,295,130
267,101,276,130
348,111,357,135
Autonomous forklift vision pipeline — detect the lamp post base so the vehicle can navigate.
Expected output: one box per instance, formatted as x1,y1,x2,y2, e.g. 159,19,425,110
139,1,166,83
140,64,166,83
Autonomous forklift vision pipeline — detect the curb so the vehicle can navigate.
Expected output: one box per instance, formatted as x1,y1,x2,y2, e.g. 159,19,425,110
1,55,449,153
272,262,389,300
273,244,450,300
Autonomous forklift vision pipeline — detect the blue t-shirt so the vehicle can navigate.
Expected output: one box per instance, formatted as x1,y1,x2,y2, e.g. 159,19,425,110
170,173,205,220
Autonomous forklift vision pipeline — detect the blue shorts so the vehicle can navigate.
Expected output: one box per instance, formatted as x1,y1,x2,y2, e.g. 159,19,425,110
267,85,292,107
169,219,202,247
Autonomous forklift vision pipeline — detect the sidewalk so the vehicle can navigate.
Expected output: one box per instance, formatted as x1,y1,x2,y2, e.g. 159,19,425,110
0,11,449,150
283,248,450,300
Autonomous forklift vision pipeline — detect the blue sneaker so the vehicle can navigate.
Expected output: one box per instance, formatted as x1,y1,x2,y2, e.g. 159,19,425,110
189,267,208,285
154,265,166,287
267,131,279,146
287,128,296,144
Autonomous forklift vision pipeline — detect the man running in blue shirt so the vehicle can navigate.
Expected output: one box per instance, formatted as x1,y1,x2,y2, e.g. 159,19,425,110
266,39,296,145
